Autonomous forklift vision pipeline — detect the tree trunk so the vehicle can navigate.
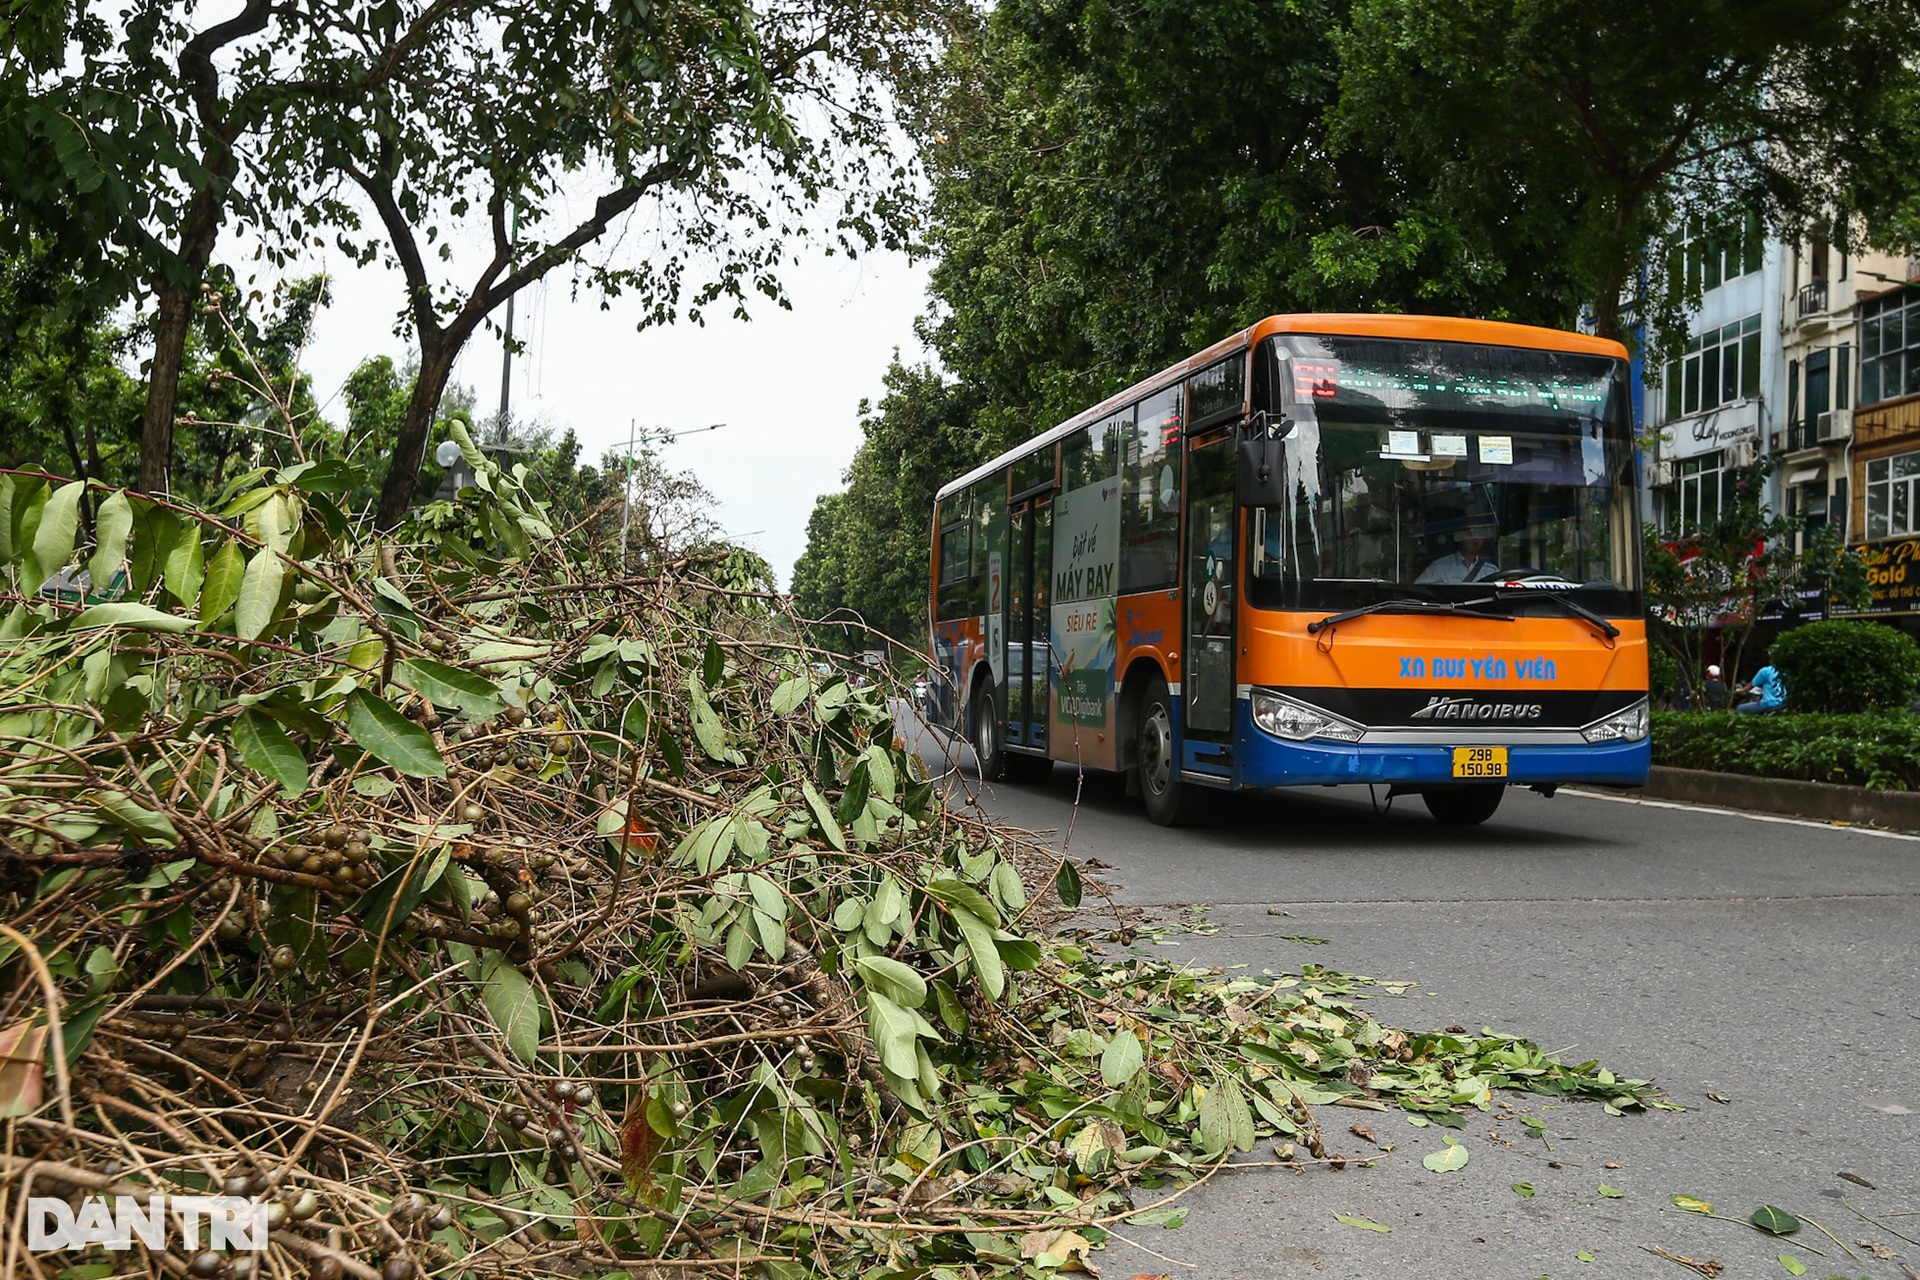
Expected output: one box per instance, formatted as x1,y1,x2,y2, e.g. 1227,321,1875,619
136,182,226,496
375,338,459,530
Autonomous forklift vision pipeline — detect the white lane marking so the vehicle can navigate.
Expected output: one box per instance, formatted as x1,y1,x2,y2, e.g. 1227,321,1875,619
1561,787,1920,842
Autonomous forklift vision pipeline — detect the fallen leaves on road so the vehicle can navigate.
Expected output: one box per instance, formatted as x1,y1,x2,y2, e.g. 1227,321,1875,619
1599,1184,1626,1198
1751,1205,1801,1235
1837,1170,1877,1189
1778,1254,1808,1276
1332,1211,1392,1233
1673,1194,1714,1214
1423,1136,1471,1173
1512,1181,1536,1197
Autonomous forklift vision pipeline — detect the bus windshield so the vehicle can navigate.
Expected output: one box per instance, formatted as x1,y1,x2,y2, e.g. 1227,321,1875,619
1246,333,1640,615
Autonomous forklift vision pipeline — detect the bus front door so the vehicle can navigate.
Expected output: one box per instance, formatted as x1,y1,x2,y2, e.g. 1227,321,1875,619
1182,433,1236,776
1006,496,1052,753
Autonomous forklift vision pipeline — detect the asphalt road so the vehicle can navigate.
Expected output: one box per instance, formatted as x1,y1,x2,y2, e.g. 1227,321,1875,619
906,711,1920,1280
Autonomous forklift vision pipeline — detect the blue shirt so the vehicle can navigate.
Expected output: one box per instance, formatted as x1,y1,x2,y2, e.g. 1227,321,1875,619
1749,666,1786,709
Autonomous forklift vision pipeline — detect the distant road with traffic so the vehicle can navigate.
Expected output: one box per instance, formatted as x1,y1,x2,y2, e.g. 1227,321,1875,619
904,706,1920,1278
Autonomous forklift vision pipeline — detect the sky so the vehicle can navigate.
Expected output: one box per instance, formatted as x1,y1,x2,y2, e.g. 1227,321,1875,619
288,240,933,590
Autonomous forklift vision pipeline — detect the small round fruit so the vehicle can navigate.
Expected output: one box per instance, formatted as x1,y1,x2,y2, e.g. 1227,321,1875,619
270,946,298,971
332,865,355,884
552,1080,575,1100
505,1109,530,1131
265,1200,289,1230
495,919,521,939
223,1173,252,1197
426,1206,454,1231
289,1191,321,1221
505,891,532,916
323,825,350,848
424,634,447,653
189,1251,224,1277
669,1100,688,1119
301,854,327,875
343,840,369,861
311,1255,344,1280
390,1192,428,1222
503,705,527,725
216,916,246,941
461,803,486,824
382,1260,414,1280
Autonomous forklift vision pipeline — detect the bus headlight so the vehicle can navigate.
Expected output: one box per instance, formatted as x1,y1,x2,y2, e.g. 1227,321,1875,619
1580,697,1649,744
1251,690,1365,743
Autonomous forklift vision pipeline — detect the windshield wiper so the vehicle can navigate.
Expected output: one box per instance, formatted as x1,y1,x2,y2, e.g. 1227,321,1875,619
1306,596,1512,634
1488,589,1621,641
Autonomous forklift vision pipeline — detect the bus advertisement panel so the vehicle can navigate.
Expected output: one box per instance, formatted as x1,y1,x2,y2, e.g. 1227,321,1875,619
929,315,1649,828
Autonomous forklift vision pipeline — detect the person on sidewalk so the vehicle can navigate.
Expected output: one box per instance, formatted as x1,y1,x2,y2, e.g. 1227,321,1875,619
1736,664,1787,715
1703,664,1730,711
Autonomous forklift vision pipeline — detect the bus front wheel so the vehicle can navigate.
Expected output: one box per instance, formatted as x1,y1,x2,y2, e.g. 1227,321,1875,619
1138,676,1200,826
970,683,1006,782
1422,784,1504,826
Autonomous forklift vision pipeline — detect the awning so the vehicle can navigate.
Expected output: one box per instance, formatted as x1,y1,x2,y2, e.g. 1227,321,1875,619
1785,466,1823,486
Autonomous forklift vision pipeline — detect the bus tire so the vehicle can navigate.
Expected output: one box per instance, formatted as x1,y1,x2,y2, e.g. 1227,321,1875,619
1422,784,1504,826
1137,674,1199,827
970,682,1006,782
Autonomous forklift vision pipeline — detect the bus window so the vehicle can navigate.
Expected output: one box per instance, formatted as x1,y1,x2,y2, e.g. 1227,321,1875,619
1121,389,1182,593
1013,443,1056,497
1062,415,1123,490
935,491,975,621
1188,355,1246,429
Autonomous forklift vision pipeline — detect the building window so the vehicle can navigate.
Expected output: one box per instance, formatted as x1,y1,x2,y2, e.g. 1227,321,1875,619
1664,316,1761,418
1675,452,1725,532
1865,450,1920,540
1672,210,1764,293
1862,289,1920,406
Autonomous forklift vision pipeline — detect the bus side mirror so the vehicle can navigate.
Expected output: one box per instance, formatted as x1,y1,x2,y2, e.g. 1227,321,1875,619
1237,417,1291,507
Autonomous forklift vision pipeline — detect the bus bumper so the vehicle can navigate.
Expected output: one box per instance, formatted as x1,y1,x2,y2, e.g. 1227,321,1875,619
1232,710,1651,788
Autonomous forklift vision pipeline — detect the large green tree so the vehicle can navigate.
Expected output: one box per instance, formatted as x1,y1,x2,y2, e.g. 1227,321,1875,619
1339,0,1920,343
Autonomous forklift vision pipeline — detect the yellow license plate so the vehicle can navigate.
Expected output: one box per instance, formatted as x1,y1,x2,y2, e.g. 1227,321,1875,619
1451,746,1508,778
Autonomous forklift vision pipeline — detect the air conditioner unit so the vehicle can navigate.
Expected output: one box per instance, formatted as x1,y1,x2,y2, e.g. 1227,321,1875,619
1817,409,1851,442
1727,439,1758,468
1646,459,1673,487
1770,429,1787,453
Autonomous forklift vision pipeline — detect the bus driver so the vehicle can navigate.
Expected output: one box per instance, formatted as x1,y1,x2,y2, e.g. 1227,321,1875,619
1417,522,1498,584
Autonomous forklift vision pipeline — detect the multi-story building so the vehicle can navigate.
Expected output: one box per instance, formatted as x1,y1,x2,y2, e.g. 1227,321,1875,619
1642,211,1784,533
1831,248,1920,624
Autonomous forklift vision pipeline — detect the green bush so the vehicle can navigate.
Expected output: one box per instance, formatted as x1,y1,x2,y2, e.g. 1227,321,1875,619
1648,642,1681,706
1653,710,1920,790
1768,619,1920,712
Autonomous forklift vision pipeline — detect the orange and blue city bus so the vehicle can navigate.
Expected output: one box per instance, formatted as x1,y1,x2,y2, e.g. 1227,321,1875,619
927,314,1649,826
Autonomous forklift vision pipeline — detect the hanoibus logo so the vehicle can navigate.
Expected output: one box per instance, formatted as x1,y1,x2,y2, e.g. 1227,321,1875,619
28,1195,270,1252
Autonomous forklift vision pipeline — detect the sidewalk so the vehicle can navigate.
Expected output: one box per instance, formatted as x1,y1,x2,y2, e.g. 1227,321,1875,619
1585,765,1920,833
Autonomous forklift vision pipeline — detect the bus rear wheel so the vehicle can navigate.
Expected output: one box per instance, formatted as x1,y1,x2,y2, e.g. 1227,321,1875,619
970,683,1006,782
1422,784,1505,826
1138,675,1200,826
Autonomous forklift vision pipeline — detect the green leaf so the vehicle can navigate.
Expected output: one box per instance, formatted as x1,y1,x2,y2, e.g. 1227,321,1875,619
394,657,504,718
236,547,285,640
344,690,446,777
995,935,1043,970
853,955,928,1009
1331,1211,1390,1234
949,904,1004,1000
702,637,725,687
161,516,204,604
864,991,922,1078
770,674,811,715
1423,1139,1470,1173
1598,1184,1624,1198
1511,1182,1536,1197
1054,858,1083,908
1199,1077,1255,1153
199,537,244,624
1751,1206,1800,1236
359,845,450,930
1776,1254,1806,1276
69,602,194,634
87,490,132,590
1576,1250,1595,1262
476,952,541,1063
26,479,83,590
924,877,1000,927
233,710,308,794
89,790,179,848
800,780,846,851
1099,1029,1144,1087
1671,1194,1713,1214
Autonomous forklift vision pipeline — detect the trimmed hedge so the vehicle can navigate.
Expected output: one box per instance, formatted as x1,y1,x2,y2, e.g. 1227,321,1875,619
1767,619,1920,712
1653,710,1920,791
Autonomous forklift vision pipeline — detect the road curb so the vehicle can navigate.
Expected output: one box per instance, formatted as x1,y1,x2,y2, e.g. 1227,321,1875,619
1590,766,1920,833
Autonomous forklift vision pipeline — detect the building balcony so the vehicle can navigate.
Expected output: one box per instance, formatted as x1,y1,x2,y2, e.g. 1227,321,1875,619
1773,410,1851,454
1796,279,1830,318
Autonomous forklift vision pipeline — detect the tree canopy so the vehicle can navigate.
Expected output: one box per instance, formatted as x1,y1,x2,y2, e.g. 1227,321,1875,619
797,0,1920,639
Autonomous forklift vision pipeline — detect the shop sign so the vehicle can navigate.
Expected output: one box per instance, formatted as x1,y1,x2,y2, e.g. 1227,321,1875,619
1832,538,1920,615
